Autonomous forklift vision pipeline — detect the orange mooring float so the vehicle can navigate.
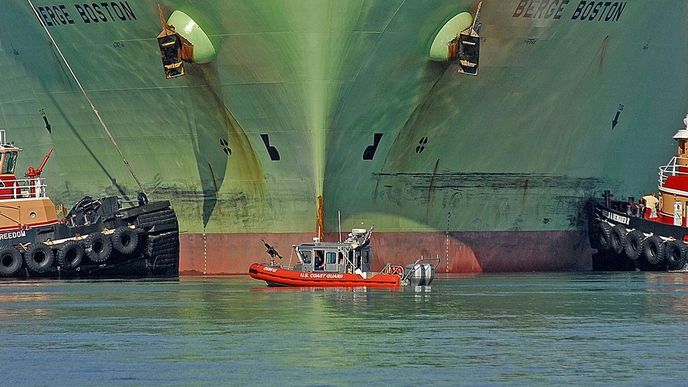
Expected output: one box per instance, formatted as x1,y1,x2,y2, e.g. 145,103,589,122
249,227,436,287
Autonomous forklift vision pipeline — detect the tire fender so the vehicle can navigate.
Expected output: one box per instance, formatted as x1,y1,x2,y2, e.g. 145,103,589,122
597,222,613,252
0,247,23,277
24,243,54,273
666,240,687,270
111,227,139,255
610,224,628,255
57,240,84,270
84,233,112,263
643,235,665,266
624,230,645,261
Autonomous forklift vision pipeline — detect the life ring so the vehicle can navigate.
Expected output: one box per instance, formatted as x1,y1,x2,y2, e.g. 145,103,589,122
84,233,112,263
389,265,405,277
0,246,23,277
24,243,54,273
111,227,139,255
624,230,645,261
665,240,687,270
57,240,84,271
596,222,612,252
643,235,665,266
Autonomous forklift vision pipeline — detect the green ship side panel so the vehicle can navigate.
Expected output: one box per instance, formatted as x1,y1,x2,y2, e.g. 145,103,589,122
0,0,686,247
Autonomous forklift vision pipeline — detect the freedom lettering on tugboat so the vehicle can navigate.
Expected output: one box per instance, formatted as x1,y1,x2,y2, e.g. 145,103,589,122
0,230,26,240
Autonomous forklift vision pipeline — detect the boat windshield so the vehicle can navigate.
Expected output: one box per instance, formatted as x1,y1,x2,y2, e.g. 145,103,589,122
2,152,17,174
298,250,312,264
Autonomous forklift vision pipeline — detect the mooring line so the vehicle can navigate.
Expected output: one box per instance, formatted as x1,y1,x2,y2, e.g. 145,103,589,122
27,0,147,196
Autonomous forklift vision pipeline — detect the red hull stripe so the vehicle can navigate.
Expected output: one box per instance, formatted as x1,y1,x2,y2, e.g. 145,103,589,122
248,263,400,287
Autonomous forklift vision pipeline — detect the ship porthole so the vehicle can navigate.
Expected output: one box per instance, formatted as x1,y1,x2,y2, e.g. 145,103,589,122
29,211,36,219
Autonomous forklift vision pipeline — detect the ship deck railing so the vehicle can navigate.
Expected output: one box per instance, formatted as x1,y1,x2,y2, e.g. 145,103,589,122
658,157,688,186
0,177,48,200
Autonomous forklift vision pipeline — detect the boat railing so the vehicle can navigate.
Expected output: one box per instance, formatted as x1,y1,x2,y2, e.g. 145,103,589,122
0,177,48,200
658,157,688,186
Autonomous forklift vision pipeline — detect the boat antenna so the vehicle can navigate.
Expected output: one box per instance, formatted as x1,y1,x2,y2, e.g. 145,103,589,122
338,210,342,243
26,0,147,196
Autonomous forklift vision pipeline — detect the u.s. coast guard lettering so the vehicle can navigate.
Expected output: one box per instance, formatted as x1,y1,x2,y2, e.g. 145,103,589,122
299,273,345,279
35,2,136,27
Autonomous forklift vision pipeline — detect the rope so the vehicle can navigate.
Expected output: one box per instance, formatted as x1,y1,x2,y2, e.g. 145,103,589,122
26,0,147,196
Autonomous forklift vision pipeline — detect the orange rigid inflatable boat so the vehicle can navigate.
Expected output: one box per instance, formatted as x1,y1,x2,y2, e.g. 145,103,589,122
249,263,400,287
249,227,434,288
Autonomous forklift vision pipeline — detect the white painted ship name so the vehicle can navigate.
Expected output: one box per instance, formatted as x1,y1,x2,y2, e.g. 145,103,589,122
602,210,630,225
0,230,26,240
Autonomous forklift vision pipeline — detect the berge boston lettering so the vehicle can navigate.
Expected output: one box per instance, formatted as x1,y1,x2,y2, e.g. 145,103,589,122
35,2,136,26
513,0,627,22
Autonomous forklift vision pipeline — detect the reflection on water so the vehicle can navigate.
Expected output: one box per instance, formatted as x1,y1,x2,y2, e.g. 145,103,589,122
1,273,688,384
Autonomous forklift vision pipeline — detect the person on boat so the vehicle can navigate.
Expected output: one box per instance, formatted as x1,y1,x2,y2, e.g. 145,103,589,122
634,199,644,218
262,239,282,263
642,193,659,218
314,250,324,271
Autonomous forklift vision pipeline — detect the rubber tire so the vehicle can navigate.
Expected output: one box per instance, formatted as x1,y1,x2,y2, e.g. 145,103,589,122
597,223,613,252
666,240,687,270
146,231,178,256
24,243,54,273
111,227,139,255
137,209,177,232
84,233,112,263
644,235,665,266
624,230,645,261
57,240,84,271
0,247,23,277
610,225,628,255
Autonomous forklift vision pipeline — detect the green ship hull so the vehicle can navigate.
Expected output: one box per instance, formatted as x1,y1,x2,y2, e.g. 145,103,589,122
1,0,685,273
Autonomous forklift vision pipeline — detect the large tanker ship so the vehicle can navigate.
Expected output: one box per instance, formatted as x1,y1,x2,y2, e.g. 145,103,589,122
0,0,685,274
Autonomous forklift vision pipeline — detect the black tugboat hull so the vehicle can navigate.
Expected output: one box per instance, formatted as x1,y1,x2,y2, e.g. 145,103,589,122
589,198,688,271
0,197,179,280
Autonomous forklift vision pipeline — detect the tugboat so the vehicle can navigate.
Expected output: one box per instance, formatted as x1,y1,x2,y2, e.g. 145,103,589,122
590,115,688,271
0,131,179,279
249,227,436,287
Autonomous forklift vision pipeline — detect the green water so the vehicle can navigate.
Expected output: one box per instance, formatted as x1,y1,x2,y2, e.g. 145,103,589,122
1,273,688,385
